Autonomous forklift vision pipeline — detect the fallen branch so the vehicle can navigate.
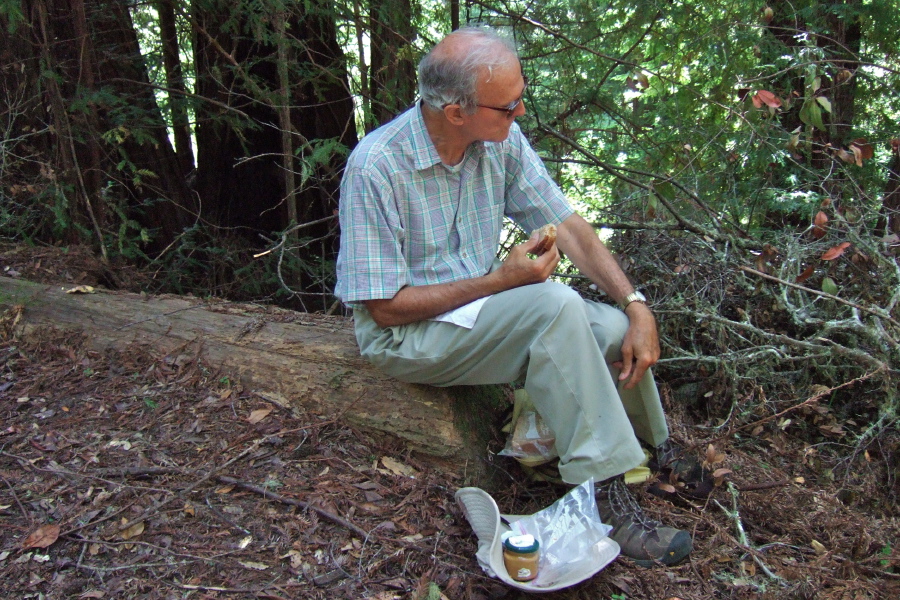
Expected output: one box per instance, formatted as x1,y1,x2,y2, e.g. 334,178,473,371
94,466,183,478
0,471,32,527
736,479,790,492
663,308,887,370
740,266,900,331
215,475,369,539
117,437,264,533
714,482,786,585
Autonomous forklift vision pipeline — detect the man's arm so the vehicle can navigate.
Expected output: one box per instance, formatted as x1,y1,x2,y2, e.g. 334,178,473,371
556,213,660,388
364,231,560,328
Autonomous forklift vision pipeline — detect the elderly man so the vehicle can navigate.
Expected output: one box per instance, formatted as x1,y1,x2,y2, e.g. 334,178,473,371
335,26,697,567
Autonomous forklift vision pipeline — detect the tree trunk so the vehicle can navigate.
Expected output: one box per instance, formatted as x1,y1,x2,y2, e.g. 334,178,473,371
762,0,864,224
876,139,900,238
369,0,417,127
0,276,507,484
157,0,195,174
191,0,356,230
15,0,196,256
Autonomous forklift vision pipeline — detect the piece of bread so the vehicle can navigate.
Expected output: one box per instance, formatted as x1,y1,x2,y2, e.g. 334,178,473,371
508,411,557,466
531,224,557,256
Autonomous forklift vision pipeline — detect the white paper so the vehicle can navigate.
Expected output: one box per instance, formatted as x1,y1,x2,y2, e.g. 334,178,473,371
430,296,490,329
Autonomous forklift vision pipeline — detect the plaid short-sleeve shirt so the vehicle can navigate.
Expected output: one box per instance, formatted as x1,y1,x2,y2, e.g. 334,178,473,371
334,103,574,304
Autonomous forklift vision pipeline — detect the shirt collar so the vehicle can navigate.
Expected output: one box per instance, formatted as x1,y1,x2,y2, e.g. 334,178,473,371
408,101,484,171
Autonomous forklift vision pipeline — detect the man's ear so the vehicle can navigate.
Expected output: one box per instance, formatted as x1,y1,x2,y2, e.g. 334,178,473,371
442,104,466,125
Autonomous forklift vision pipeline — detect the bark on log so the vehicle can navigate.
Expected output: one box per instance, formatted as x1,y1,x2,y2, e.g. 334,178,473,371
0,277,508,483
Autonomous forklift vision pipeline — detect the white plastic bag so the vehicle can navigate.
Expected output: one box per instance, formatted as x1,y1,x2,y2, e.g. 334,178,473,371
498,389,559,467
455,479,619,592
508,479,613,588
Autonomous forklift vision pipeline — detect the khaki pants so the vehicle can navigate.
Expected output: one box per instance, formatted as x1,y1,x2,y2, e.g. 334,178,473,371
353,281,669,484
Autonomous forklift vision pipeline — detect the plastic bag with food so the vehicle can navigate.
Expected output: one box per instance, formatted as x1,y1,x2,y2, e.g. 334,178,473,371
498,389,559,467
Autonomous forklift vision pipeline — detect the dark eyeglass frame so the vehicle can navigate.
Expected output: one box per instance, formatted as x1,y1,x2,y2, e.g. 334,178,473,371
475,81,528,118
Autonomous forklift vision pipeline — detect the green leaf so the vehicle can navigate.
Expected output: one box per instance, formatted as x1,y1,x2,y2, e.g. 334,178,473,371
816,96,832,113
653,181,676,202
799,99,826,131
821,277,839,296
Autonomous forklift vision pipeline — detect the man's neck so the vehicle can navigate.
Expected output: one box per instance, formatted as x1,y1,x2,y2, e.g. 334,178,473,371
420,104,473,166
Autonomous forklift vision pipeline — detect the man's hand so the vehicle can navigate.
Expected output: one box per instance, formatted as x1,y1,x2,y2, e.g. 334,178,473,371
494,229,560,288
616,302,660,389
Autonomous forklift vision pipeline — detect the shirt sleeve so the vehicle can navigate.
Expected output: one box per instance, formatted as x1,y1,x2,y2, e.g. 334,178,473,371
334,164,410,303
502,124,574,232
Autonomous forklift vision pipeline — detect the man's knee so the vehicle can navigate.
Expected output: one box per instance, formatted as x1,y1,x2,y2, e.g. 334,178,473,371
586,302,630,358
527,281,586,317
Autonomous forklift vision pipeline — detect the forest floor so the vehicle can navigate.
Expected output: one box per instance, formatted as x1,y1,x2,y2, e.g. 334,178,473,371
0,244,898,600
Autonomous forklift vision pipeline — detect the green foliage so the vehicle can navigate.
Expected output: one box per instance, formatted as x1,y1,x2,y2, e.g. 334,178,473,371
0,0,24,33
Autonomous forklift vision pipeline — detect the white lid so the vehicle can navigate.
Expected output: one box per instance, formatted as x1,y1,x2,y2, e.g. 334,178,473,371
506,534,535,549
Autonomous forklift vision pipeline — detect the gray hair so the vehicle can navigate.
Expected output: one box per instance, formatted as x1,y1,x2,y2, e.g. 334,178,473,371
418,26,518,113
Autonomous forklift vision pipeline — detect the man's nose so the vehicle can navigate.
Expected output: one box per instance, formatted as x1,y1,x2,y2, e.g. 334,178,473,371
513,99,526,118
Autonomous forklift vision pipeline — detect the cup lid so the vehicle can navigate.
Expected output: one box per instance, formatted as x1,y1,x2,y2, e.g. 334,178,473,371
502,534,539,553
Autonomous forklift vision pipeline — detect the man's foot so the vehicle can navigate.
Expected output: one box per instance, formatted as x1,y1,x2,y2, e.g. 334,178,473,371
648,439,713,499
596,478,692,567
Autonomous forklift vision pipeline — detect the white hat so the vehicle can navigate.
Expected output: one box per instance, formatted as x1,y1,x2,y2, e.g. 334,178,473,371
455,487,620,593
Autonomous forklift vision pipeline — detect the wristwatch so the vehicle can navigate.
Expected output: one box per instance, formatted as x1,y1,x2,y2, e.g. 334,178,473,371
621,290,647,309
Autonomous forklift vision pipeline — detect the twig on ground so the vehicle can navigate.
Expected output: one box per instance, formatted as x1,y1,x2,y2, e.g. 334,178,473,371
715,482,786,585
117,437,265,533
56,557,197,573
711,368,884,443
93,466,183,477
204,492,252,534
0,471,32,526
737,479,790,492
215,474,369,539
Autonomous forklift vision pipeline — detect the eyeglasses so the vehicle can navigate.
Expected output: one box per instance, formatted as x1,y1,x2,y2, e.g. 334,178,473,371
475,81,528,118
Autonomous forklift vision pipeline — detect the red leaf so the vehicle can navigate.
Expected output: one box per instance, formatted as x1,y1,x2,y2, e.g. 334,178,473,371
812,211,828,239
755,90,782,108
821,242,851,261
796,265,815,283
22,523,60,549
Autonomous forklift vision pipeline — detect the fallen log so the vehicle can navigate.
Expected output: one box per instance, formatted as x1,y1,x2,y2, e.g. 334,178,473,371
0,276,508,483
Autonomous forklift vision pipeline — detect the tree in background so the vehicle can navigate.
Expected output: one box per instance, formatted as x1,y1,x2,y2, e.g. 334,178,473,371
189,0,355,304
1,0,357,306
1,0,196,266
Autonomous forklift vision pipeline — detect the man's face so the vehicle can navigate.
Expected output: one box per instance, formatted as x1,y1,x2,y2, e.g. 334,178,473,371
462,59,527,143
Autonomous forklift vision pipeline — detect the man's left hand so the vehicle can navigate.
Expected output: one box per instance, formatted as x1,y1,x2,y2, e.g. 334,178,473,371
616,302,660,389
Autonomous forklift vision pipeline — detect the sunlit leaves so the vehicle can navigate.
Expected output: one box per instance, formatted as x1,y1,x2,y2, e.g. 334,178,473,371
751,90,782,109
799,98,826,131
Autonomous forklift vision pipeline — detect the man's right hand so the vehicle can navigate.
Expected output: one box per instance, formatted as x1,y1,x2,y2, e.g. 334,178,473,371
494,229,561,288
